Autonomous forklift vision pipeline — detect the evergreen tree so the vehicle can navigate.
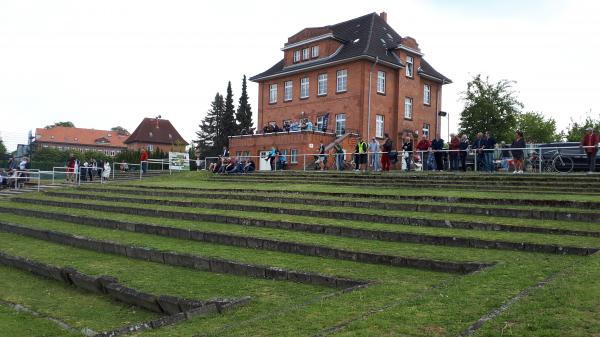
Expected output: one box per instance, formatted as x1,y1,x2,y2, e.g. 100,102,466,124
195,93,224,157
221,81,237,145
236,75,253,133
459,74,523,143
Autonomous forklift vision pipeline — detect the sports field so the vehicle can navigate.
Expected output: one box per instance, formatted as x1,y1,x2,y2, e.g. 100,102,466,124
1,171,599,337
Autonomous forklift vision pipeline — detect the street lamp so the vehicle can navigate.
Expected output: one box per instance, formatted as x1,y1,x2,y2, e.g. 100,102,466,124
438,111,448,140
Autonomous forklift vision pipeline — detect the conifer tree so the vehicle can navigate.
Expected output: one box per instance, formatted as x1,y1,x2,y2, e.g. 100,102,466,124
195,92,224,157
220,81,237,146
235,75,253,133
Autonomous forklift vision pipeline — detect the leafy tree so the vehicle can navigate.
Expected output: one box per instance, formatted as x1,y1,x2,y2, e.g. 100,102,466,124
110,126,130,135
235,75,253,133
221,81,237,144
563,116,600,142
459,74,523,143
196,93,225,157
516,111,560,144
44,121,75,129
0,137,7,157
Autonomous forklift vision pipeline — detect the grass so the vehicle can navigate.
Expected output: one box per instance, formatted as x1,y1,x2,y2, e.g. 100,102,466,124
0,304,78,337
2,172,599,336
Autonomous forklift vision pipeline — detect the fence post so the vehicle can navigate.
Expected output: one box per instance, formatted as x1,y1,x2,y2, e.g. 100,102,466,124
303,154,306,171
52,168,55,185
538,146,542,173
474,151,478,172
112,162,115,180
37,173,40,192
139,162,143,181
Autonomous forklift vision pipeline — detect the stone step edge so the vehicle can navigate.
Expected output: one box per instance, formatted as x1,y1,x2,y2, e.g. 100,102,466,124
0,206,495,273
7,200,599,257
0,251,247,316
0,221,369,289
68,187,600,223
37,192,600,241
83,185,600,211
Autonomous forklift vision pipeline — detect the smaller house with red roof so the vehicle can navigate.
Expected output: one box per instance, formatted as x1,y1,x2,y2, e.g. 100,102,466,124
124,117,189,153
34,127,128,156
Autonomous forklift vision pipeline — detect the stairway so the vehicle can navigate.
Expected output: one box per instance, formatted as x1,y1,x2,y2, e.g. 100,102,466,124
324,132,359,153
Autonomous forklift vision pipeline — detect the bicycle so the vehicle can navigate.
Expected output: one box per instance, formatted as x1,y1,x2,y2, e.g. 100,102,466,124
551,152,574,173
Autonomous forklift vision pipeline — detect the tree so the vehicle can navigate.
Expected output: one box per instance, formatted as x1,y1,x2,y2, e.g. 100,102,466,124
195,93,225,157
563,116,600,142
516,112,560,144
221,81,237,145
110,126,130,135
0,137,7,163
235,75,253,133
44,121,75,129
459,74,523,143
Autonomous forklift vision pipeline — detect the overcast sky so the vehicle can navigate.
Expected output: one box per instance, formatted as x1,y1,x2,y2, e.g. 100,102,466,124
1,0,599,151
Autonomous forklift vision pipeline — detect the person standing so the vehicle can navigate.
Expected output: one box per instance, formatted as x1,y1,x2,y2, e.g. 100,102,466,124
318,142,326,171
140,149,148,174
334,143,345,171
355,138,368,172
381,134,393,172
449,134,460,171
431,135,445,171
483,131,497,173
459,134,470,172
402,136,413,171
416,136,432,171
581,127,599,173
511,131,526,174
369,138,381,172
472,133,485,171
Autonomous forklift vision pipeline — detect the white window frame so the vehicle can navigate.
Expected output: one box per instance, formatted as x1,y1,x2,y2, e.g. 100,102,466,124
311,45,319,58
335,113,346,136
269,84,277,103
376,115,384,138
302,48,309,60
293,50,300,63
406,56,414,78
290,149,298,164
424,84,431,105
284,81,293,101
404,97,413,119
423,123,430,138
300,77,309,98
318,73,327,96
377,71,386,94
336,69,347,92
316,115,325,131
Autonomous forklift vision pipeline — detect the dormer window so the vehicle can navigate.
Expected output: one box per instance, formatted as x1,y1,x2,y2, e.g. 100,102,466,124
406,56,414,78
302,48,309,60
311,45,319,58
293,50,300,63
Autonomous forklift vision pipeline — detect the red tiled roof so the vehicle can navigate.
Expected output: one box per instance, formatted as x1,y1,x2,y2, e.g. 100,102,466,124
124,118,189,145
34,127,128,148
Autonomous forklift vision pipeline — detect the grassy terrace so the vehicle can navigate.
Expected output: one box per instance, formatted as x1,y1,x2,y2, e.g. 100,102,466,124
1,171,599,336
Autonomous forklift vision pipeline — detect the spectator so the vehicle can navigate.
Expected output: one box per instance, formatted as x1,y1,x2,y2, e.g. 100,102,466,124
316,142,327,170
221,146,230,158
416,136,432,171
66,154,76,183
472,133,485,171
449,134,460,171
355,137,368,172
402,136,413,171
101,161,110,181
483,131,497,172
8,155,19,170
369,138,380,172
334,143,345,171
459,134,470,172
305,120,313,131
243,160,256,173
0,169,7,188
381,134,393,172
581,127,599,174
511,131,526,174
431,135,445,171
266,147,277,170
277,153,288,170
140,149,148,174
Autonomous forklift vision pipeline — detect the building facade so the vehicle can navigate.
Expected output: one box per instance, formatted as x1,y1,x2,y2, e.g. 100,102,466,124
230,12,451,167
124,117,189,153
33,127,128,156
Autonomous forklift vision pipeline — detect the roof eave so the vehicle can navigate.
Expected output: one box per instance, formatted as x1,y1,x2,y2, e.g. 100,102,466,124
418,71,452,84
250,55,402,82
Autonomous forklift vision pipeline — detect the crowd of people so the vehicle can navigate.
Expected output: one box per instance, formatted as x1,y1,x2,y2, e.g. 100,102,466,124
263,119,331,134
65,154,111,183
207,146,258,174
0,156,31,189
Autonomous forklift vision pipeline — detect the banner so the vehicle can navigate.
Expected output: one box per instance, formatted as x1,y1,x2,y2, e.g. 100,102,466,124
168,152,190,171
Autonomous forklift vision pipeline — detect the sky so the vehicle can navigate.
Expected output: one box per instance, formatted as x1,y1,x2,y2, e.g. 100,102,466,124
1,0,600,151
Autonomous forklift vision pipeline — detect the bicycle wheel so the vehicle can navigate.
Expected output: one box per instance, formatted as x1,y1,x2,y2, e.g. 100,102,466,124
553,156,574,173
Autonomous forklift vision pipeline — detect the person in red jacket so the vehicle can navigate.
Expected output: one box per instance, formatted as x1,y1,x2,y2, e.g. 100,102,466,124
416,136,431,171
140,148,149,174
449,134,460,171
581,127,599,173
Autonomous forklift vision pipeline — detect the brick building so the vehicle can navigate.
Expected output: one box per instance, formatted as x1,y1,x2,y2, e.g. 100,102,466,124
125,117,189,153
229,12,451,168
33,127,128,156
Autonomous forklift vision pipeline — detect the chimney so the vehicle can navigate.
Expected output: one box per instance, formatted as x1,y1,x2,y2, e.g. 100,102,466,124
379,11,387,22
